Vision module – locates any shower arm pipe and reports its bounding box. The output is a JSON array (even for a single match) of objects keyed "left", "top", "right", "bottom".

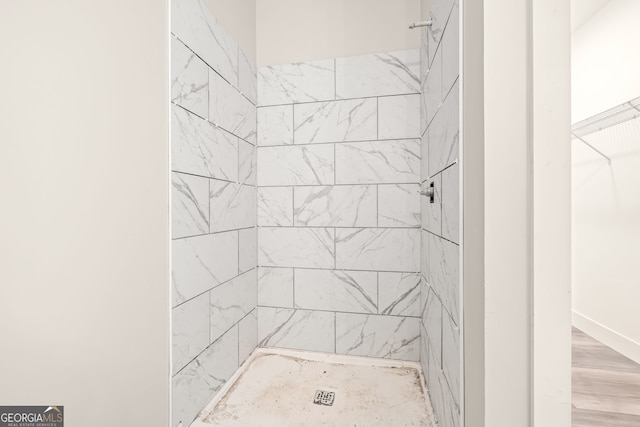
[
  {"left": 571, "top": 132, "right": 612, "bottom": 165},
  {"left": 409, "top": 20, "right": 433, "bottom": 29}
]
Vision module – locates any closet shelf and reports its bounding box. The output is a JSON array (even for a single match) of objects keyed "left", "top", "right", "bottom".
[{"left": 572, "top": 96, "right": 640, "bottom": 138}]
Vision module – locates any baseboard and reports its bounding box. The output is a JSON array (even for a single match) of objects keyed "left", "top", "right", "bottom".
[{"left": 572, "top": 311, "right": 640, "bottom": 364}]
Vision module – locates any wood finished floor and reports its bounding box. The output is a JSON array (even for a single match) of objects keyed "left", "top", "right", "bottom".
[{"left": 572, "top": 327, "right": 640, "bottom": 426}]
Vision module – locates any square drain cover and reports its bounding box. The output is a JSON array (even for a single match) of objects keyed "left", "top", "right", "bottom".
[{"left": 313, "top": 390, "right": 335, "bottom": 406}]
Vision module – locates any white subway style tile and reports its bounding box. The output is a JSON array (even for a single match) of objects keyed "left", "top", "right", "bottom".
[
  {"left": 295, "top": 269, "right": 378, "bottom": 314},
  {"left": 294, "top": 98, "right": 377, "bottom": 144},
  {"left": 335, "top": 228, "right": 420, "bottom": 272},
  {"left": 171, "top": 104, "right": 238, "bottom": 181},
  {"left": 172, "top": 172, "right": 210, "bottom": 239},
  {"left": 258, "top": 227, "right": 335, "bottom": 269},
  {"left": 335, "top": 140, "right": 420, "bottom": 184},
  {"left": 171, "top": 36, "right": 208, "bottom": 118},
  {"left": 258, "top": 307, "right": 335, "bottom": 353},
  {"left": 257, "top": 105, "right": 294, "bottom": 146},
  {"left": 257, "top": 145, "right": 334, "bottom": 186},
  {"left": 378, "top": 94, "right": 421, "bottom": 140},
  {"left": 293, "top": 185, "right": 377, "bottom": 227},
  {"left": 209, "top": 69, "right": 257, "bottom": 144},
  {"left": 172, "top": 0, "right": 239, "bottom": 86},
  {"left": 258, "top": 60, "right": 335, "bottom": 106},
  {"left": 171, "top": 231, "right": 239, "bottom": 306},
  {"left": 335, "top": 50, "right": 420, "bottom": 99},
  {"left": 336, "top": 313, "right": 420, "bottom": 361}
]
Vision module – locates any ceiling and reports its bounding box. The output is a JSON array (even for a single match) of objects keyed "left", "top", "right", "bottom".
[{"left": 571, "top": 0, "right": 612, "bottom": 32}]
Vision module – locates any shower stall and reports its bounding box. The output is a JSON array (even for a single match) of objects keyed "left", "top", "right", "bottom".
[{"left": 170, "top": 0, "right": 460, "bottom": 425}]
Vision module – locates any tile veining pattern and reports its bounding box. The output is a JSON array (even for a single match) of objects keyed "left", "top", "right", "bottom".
[
  {"left": 419, "top": 1, "right": 461, "bottom": 426},
  {"left": 256, "top": 51, "right": 422, "bottom": 362},
  {"left": 171, "top": 0, "right": 257, "bottom": 425}
]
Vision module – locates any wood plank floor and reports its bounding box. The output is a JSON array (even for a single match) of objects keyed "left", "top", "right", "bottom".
[{"left": 572, "top": 327, "right": 640, "bottom": 426}]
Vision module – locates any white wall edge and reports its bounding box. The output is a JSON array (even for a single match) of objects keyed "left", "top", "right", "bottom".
[{"left": 572, "top": 311, "right": 640, "bottom": 364}]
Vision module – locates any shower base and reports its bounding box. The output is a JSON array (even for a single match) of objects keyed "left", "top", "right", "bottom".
[{"left": 191, "top": 348, "right": 436, "bottom": 427}]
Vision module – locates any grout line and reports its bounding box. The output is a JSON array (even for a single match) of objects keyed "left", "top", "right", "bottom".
[
  {"left": 257, "top": 92, "right": 421, "bottom": 109},
  {"left": 376, "top": 97, "right": 380, "bottom": 140},
  {"left": 172, "top": 268, "right": 257, "bottom": 310},
  {"left": 257, "top": 304, "right": 421, "bottom": 320},
  {"left": 376, "top": 185, "right": 380, "bottom": 227},
  {"left": 172, "top": 308, "right": 254, "bottom": 378},
  {"left": 377, "top": 272, "right": 380, "bottom": 313},
  {"left": 253, "top": 265, "right": 420, "bottom": 275},
  {"left": 334, "top": 312, "right": 337, "bottom": 353},
  {"left": 254, "top": 225, "right": 419, "bottom": 230},
  {"left": 172, "top": 225, "right": 257, "bottom": 242},
  {"left": 292, "top": 268, "right": 296, "bottom": 308},
  {"left": 256, "top": 182, "right": 421, "bottom": 189},
  {"left": 255, "top": 136, "right": 421, "bottom": 149}
]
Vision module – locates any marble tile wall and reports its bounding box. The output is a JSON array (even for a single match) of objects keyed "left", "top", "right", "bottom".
[
  {"left": 419, "top": 1, "right": 461, "bottom": 427},
  {"left": 171, "top": 0, "right": 257, "bottom": 425},
  {"left": 256, "top": 50, "right": 422, "bottom": 363}
]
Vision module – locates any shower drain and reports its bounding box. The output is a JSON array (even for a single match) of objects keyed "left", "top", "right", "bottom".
[{"left": 313, "top": 390, "right": 335, "bottom": 406}]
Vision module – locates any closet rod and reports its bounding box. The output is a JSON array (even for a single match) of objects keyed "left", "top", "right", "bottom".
[{"left": 571, "top": 132, "right": 612, "bottom": 165}]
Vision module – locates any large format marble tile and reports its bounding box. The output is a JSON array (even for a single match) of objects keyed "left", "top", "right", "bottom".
[
  {"left": 258, "top": 60, "right": 335, "bottom": 106},
  {"left": 294, "top": 98, "right": 377, "bottom": 144},
  {"left": 209, "top": 181, "right": 255, "bottom": 232},
  {"left": 172, "top": 325, "right": 239, "bottom": 427},
  {"left": 335, "top": 228, "right": 419, "bottom": 272},
  {"left": 421, "top": 229, "right": 429, "bottom": 286},
  {"left": 422, "top": 286, "right": 442, "bottom": 367},
  {"left": 257, "top": 105, "right": 294, "bottom": 146},
  {"left": 428, "top": 80, "right": 459, "bottom": 176},
  {"left": 441, "top": 163, "right": 459, "bottom": 244},
  {"left": 294, "top": 269, "right": 377, "bottom": 314},
  {"left": 172, "top": 0, "right": 239, "bottom": 86},
  {"left": 335, "top": 313, "right": 420, "bottom": 361},
  {"left": 378, "top": 272, "right": 421, "bottom": 317},
  {"left": 441, "top": 1, "right": 459, "bottom": 95},
  {"left": 335, "top": 50, "right": 420, "bottom": 99},
  {"left": 258, "top": 227, "right": 335, "bottom": 269},
  {"left": 257, "top": 187, "right": 293, "bottom": 226},
  {"left": 293, "top": 185, "right": 377, "bottom": 227},
  {"left": 378, "top": 94, "right": 421, "bottom": 140},
  {"left": 378, "top": 184, "right": 420, "bottom": 227},
  {"left": 335, "top": 140, "right": 420, "bottom": 184},
  {"left": 428, "top": 233, "right": 459, "bottom": 324},
  {"left": 425, "top": 46, "right": 443, "bottom": 129},
  {"left": 238, "top": 139, "right": 256, "bottom": 185},
  {"left": 258, "top": 307, "right": 335, "bottom": 353},
  {"left": 257, "top": 145, "right": 334, "bottom": 186},
  {"left": 210, "top": 269, "right": 257, "bottom": 343},
  {"left": 420, "top": 28, "right": 429, "bottom": 87},
  {"left": 172, "top": 292, "right": 209, "bottom": 374},
  {"left": 421, "top": 123, "right": 429, "bottom": 178},
  {"left": 238, "top": 49, "right": 257, "bottom": 105},
  {"left": 442, "top": 311, "right": 460, "bottom": 407},
  {"left": 172, "top": 172, "right": 209, "bottom": 239},
  {"left": 428, "top": 347, "right": 461, "bottom": 427},
  {"left": 238, "top": 309, "right": 258, "bottom": 364},
  {"left": 171, "top": 104, "right": 238, "bottom": 181},
  {"left": 172, "top": 231, "right": 239, "bottom": 306},
  {"left": 257, "top": 267, "right": 294, "bottom": 308},
  {"left": 427, "top": 347, "right": 445, "bottom": 427},
  {"left": 171, "top": 36, "right": 208, "bottom": 118},
  {"left": 239, "top": 228, "right": 256, "bottom": 274},
  {"left": 426, "top": 0, "right": 455, "bottom": 67},
  {"left": 421, "top": 174, "right": 442, "bottom": 236},
  {"left": 209, "top": 69, "right": 256, "bottom": 144}
]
